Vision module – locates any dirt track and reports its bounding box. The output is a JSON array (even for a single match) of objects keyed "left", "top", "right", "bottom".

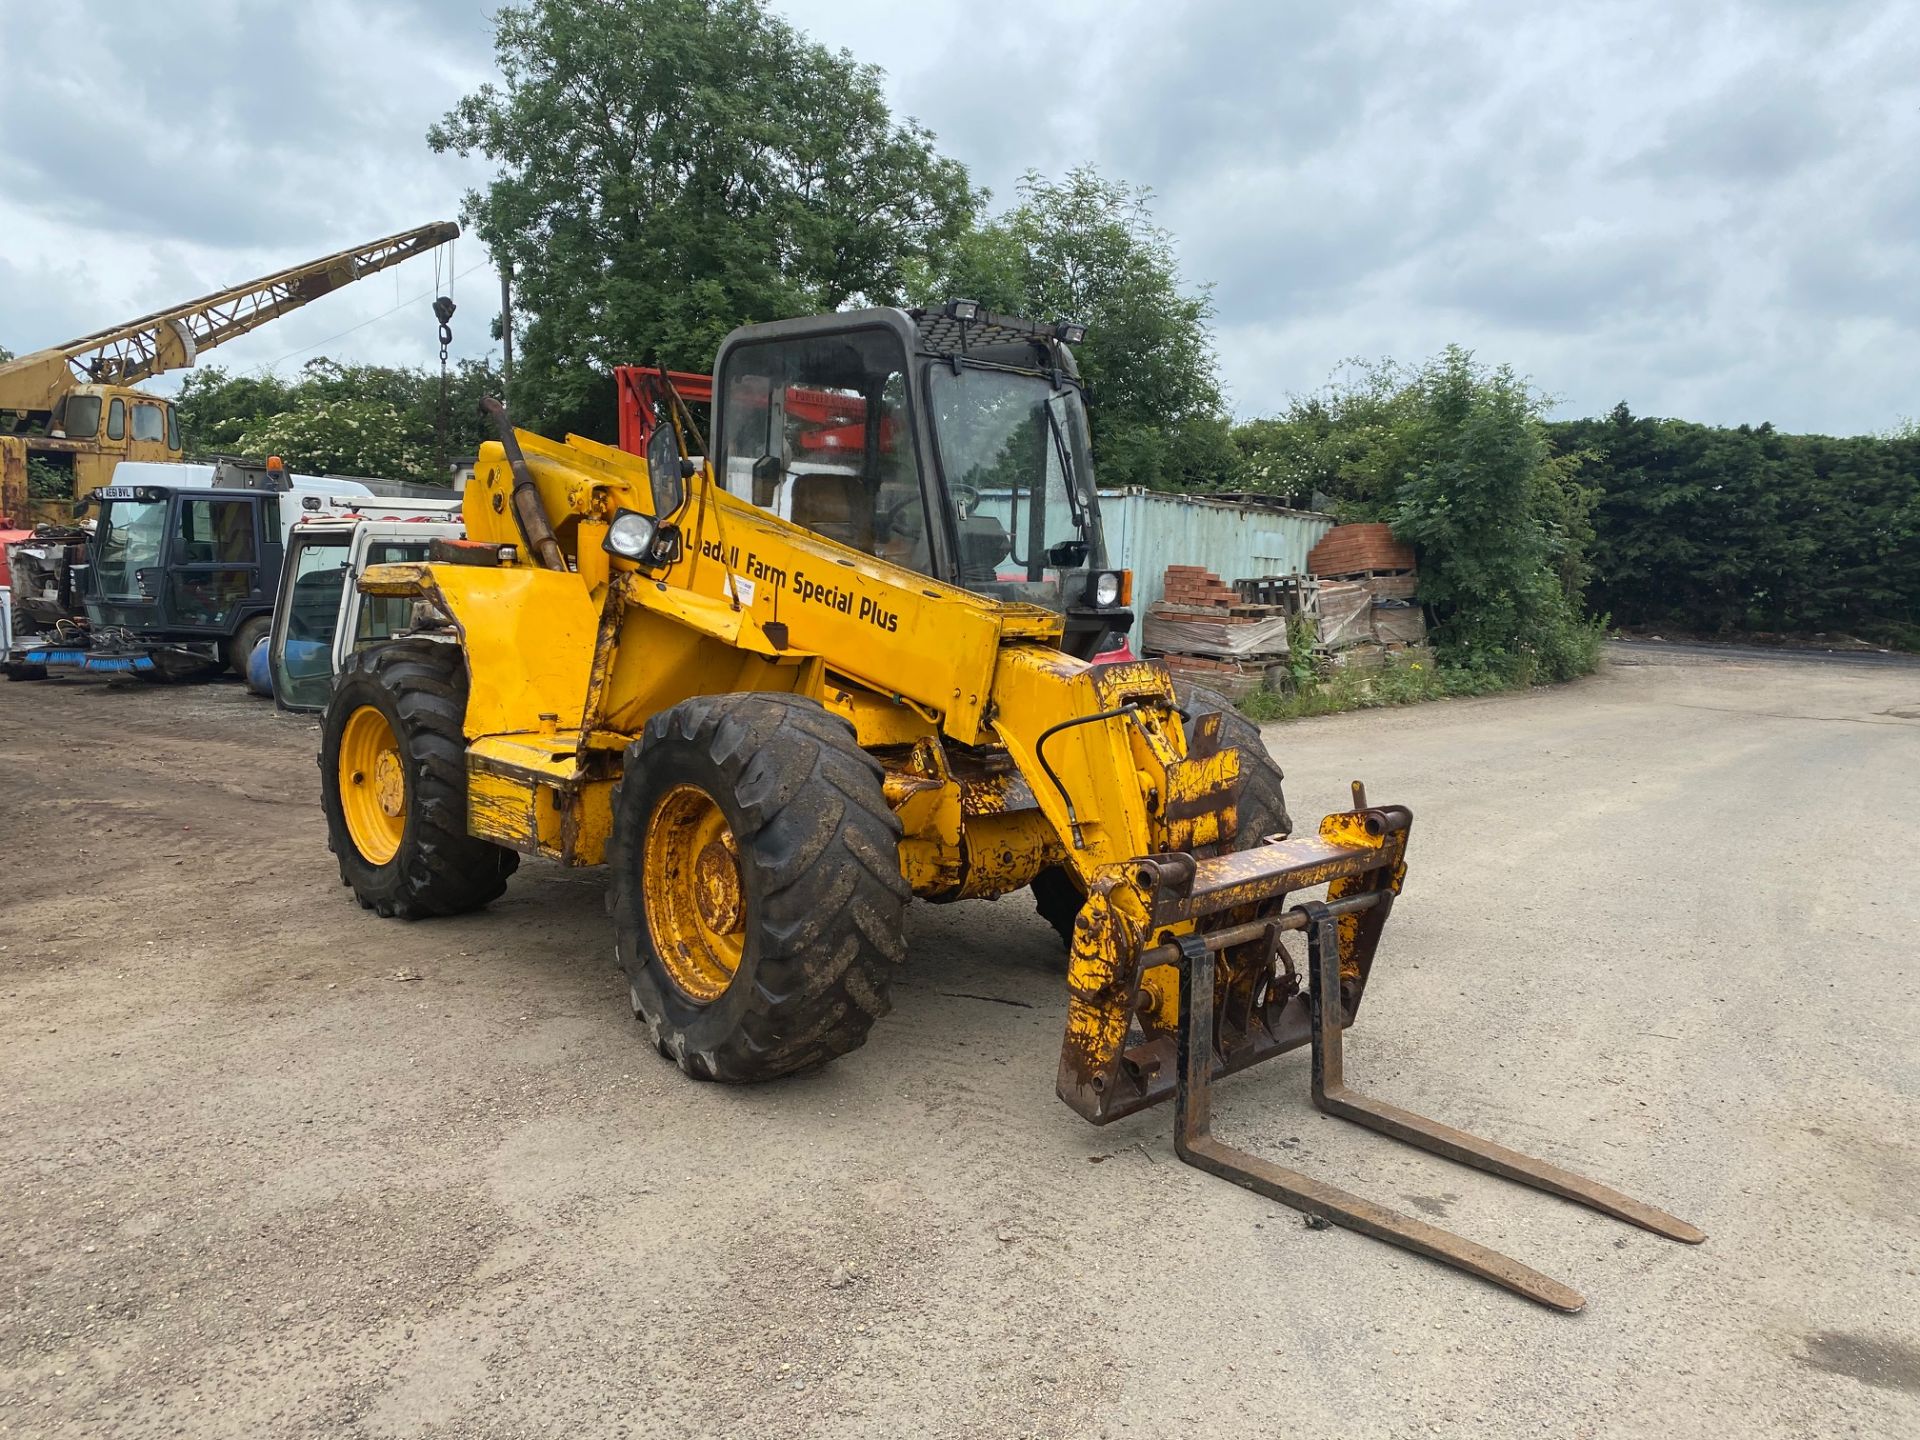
[{"left": 2, "top": 646, "right": 1917, "bottom": 1438}]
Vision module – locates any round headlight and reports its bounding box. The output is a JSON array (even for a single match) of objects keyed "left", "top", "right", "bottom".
[
  {"left": 605, "top": 510, "right": 659, "bottom": 560},
  {"left": 1092, "top": 571, "right": 1122, "bottom": 608}
]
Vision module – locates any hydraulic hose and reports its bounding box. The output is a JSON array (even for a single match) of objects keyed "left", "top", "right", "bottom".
[
  {"left": 1034, "top": 698, "right": 1154, "bottom": 849},
  {"left": 478, "top": 395, "right": 567, "bottom": 572}
]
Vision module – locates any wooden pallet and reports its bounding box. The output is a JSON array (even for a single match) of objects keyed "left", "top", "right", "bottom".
[
  {"left": 1317, "top": 568, "right": 1414, "bottom": 583},
  {"left": 1232, "top": 574, "right": 1320, "bottom": 621}
]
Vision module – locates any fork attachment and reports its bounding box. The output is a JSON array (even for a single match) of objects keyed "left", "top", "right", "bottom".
[{"left": 1172, "top": 899, "right": 1705, "bottom": 1312}]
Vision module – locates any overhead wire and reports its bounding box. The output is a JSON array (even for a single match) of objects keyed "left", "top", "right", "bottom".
[{"left": 262, "top": 258, "right": 489, "bottom": 370}]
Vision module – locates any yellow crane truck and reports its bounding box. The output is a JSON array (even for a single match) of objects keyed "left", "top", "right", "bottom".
[
  {"left": 0, "top": 223, "right": 457, "bottom": 526},
  {"left": 321, "top": 305, "right": 1701, "bottom": 1309}
]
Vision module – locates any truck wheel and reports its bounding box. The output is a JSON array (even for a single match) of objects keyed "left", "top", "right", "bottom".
[
  {"left": 608, "top": 691, "right": 909, "bottom": 1082},
  {"left": 320, "top": 638, "right": 518, "bottom": 919},
  {"left": 1031, "top": 681, "right": 1294, "bottom": 949},
  {"left": 3, "top": 662, "right": 49, "bottom": 681},
  {"left": 224, "top": 615, "right": 272, "bottom": 678}
]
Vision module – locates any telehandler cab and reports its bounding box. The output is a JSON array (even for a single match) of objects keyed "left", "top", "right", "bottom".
[{"left": 321, "top": 305, "right": 1701, "bottom": 1309}]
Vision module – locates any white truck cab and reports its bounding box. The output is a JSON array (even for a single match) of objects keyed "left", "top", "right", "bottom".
[{"left": 268, "top": 511, "right": 464, "bottom": 711}]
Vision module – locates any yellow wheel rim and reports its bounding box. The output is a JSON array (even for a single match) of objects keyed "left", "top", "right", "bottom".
[
  {"left": 338, "top": 705, "right": 407, "bottom": 865},
  {"left": 643, "top": 783, "right": 746, "bottom": 1003}
]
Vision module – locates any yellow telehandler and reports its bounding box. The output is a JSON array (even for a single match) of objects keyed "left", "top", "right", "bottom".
[{"left": 320, "top": 305, "right": 1701, "bottom": 1309}]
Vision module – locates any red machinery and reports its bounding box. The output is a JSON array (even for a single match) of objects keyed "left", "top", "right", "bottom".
[
  {"left": 613, "top": 368, "right": 714, "bottom": 453},
  {"left": 614, "top": 367, "right": 889, "bottom": 457}
]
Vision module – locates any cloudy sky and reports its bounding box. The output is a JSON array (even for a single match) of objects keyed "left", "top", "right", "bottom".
[{"left": 2, "top": 0, "right": 1915, "bottom": 434}]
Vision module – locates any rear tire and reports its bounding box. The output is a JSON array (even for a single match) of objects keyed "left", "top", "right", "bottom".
[
  {"left": 608, "top": 691, "right": 909, "bottom": 1082},
  {"left": 319, "top": 638, "right": 518, "bottom": 919},
  {"left": 3, "top": 661, "right": 48, "bottom": 681},
  {"left": 1031, "top": 680, "right": 1293, "bottom": 949},
  {"left": 224, "top": 615, "right": 272, "bottom": 678}
]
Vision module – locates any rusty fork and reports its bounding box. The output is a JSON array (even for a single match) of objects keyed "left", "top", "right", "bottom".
[{"left": 1171, "top": 902, "right": 1705, "bottom": 1312}]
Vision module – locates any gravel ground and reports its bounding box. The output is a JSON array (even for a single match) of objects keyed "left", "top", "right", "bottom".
[{"left": 1, "top": 643, "right": 1916, "bottom": 1438}]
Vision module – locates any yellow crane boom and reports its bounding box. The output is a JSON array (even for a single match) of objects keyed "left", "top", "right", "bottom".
[
  {"left": 0, "top": 220, "right": 459, "bottom": 523},
  {"left": 0, "top": 220, "right": 460, "bottom": 413}
]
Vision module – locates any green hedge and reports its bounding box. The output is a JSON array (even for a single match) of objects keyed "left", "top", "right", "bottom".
[{"left": 1551, "top": 406, "right": 1920, "bottom": 646}]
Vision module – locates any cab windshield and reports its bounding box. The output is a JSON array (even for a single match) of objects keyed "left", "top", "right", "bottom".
[
  {"left": 924, "top": 364, "right": 1099, "bottom": 606},
  {"left": 93, "top": 499, "right": 168, "bottom": 598}
]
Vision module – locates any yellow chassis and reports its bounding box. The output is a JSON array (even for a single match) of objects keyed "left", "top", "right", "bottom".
[{"left": 361, "top": 429, "right": 1406, "bottom": 1122}]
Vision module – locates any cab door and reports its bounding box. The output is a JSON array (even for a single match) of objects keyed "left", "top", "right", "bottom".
[
  {"left": 270, "top": 524, "right": 459, "bottom": 711},
  {"left": 127, "top": 398, "right": 175, "bottom": 463},
  {"left": 269, "top": 528, "right": 352, "bottom": 711},
  {"left": 162, "top": 494, "right": 267, "bottom": 634}
]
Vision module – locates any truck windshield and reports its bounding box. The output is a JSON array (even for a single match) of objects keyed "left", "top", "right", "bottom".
[
  {"left": 93, "top": 499, "right": 168, "bottom": 599},
  {"left": 924, "top": 364, "right": 1099, "bottom": 607},
  {"left": 59, "top": 394, "right": 102, "bottom": 439}
]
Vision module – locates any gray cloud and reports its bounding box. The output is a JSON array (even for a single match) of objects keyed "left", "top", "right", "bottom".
[
  {"left": 790, "top": 0, "right": 1920, "bottom": 433},
  {"left": 0, "top": 0, "right": 498, "bottom": 384},
  {"left": 2, "top": 0, "right": 1916, "bottom": 435}
]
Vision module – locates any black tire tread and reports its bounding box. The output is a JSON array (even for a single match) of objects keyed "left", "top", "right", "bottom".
[
  {"left": 608, "top": 691, "right": 909, "bottom": 1083},
  {"left": 320, "top": 639, "right": 518, "bottom": 920},
  {"left": 225, "top": 614, "right": 272, "bottom": 678}
]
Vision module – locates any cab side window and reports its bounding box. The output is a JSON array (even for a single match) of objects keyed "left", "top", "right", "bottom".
[
  {"left": 169, "top": 499, "right": 258, "bottom": 626},
  {"left": 132, "top": 403, "right": 165, "bottom": 442},
  {"left": 106, "top": 398, "right": 126, "bottom": 440},
  {"left": 717, "top": 330, "right": 931, "bottom": 575},
  {"left": 178, "top": 499, "right": 257, "bottom": 564},
  {"left": 354, "top": 542, "right": 435, "bottom": 647}
]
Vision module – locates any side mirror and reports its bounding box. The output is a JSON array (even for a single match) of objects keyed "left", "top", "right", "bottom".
[{"left": 647, "top": 424, "right": 686, "bottom": 521}]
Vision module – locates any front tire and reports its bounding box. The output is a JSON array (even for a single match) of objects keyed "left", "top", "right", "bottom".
[
  {"left": 608, "top": 692, "right": 909, "bottom": 1082},
  {"left": 1031, "top": 681, "right": 1294, "bottom": 949},
  {"left": 320, "top": 639, "right": 518, "bottom": 919}
]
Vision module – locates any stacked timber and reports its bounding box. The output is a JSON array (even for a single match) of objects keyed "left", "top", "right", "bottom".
[
  {"left": 1143, "top": 565, "right": 1290, "bottom": 700},
  {"left": 1305, "top": 523, "right": 1428, "bottom": 667}
]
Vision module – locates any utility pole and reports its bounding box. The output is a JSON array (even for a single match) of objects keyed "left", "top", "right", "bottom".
[{"left": 499, "top": 258, "right": 514, "bottom": 407}]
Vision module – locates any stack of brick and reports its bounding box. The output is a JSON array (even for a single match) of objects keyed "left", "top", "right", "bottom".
[
  {"left": 1160, "top": 564, "right": 1243, "bottom": 608},
  {"left": 1143, "top": 565, "right": 1290, "bottom": 701},
  {"left": 1304, "top": 523, "right": 1415, "bottom": 578},
  {"left": 1305, "top": 523, "right": 1428, "bottom": 662}
]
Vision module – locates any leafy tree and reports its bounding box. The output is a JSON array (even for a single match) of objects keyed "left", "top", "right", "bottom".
[
  {"left": 175, "top": 357, "right": 502, "bottom": 483},
  {"left": 929, "top": 167, "right": 1237, "bottom": 492},
  {"left": 430, "top": 0, "right": 979, "bottom": 438},
  {"left": 175, "top": 368, "right": 296, "bottom": 451},
  {"left": 1386, "top": 348, "right": 1600, "bottom": 681},
  {"left": 1232, "top": 359, "right": 1417, "bottom": 508},
  {"left": 237, "top": 400, "right": 435, "bottom": 482}
]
